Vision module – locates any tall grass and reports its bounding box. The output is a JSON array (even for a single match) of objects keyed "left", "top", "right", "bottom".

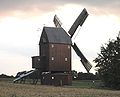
[{"left": 0, "top": 80, "right": 120, "bottom": 97}]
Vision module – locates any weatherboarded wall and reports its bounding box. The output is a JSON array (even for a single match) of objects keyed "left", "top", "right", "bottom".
[
  {"left": 41, "top": 73, "right": 72, "bottom": 86},
  {"left": 48, "top": 44, "right": 71, "bottom": 71}
]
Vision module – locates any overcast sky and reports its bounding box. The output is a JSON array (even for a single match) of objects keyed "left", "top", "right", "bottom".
[{"left": 0, "top": 0, "right": 120, "bottom": 75}]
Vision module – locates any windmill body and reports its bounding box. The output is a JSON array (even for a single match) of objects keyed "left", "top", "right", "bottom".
[
  {"left": 32, "top": 27, "right": 72, "bottom": 85},
  {"left": 39, "top": 27, "right": 72, "bottom": 72}
]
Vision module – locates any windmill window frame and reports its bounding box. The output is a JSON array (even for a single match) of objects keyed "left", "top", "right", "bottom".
[
  {"left": 68, "top": 45, "right": 70, "bottom": 49},
  {"left": 51, "top": 44, "right": 54, "bottom": 48},
  {"left": 51, "top": 57, "right": 54, "bottom": 60},
  {"left": 52, "top": 76, "right": 54, "bottom": 79},
  {"left": 65, "top": 57, "right": 68, "bottom": 61},
  {"left": 38, "top": 58, "right": 40, "bottom": 61}
]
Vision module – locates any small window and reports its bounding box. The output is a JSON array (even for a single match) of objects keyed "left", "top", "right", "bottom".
[
  {"left": 68, "top": 45, "right": 70, "bottom": 49},
  {"left": 65, "top": 58, "right": 68, "bottom": 61},
  {"left": 52, "top": 77, "right": 54, "bottom": 79},
  {"left": 51, "top": 44, "right": 54, "bottom": 48},
  {"left": 38, "top": 58, "right": 40, "bottom": 61},
  {"left": 51, "top": 57, "right": 54, "bottom": 60}
]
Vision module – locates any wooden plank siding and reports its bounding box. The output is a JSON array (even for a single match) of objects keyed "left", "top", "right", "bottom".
[
  {"left": 41, "top": 73, "right": 72, "bottom": 86},
  {"left": 49, "top": 43, "right": 71, "bottom": 71}
]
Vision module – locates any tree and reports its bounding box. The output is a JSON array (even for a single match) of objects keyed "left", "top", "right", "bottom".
[
  {"left": 0, "top": 74, "right": 14, "bottom": 78},
  {"left": 77, "top": 72, "right": 98, "bottom": 80},
  {"left": 94, "top": 34, "right": 120, "bottom": 89}
]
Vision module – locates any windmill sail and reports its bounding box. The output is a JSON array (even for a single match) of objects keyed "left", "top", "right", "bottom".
[
  {"left": 72, "top": 43, "right": 92, "bottom": 73},
  {"left": 68, "top": 8, "right": 88, "bottom": 38},
  {"left": 53, "top": 15, "right": 62, "bottom": 28}
]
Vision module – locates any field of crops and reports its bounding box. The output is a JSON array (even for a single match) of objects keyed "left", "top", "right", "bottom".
[{"left": 0, "top": 79, "right": 120, "bottom": 97}]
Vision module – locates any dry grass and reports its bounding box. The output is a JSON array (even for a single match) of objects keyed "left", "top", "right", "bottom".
[{"left": 0, "top": 80, "right": 120, "bottom": 97}]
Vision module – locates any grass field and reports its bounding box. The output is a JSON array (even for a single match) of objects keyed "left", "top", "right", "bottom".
[
  {"left": 0, "top": 79, "right": 120, "bottom": 97},
  {"left": 71, "top": 80, "right": 102, "bottom": 88}
]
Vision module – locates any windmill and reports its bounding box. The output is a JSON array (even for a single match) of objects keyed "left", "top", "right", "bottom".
[
  {"left": 53, "top": 8, "right": 92, "bottom": 73},
  {"left": 13, "top": 8, "right": 92, "bottom": 86}
]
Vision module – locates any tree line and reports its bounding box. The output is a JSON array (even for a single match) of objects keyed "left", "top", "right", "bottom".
[
  {"left": 0, "top": 74, "right": 14, "bottom": 78},
  {"left": 71, "top": 70, "right": 100, "bottom": 80}
]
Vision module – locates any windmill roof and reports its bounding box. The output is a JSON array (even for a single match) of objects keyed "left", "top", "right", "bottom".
[{"left": 41, "top": 27, "right": 72, "bottom": 44}]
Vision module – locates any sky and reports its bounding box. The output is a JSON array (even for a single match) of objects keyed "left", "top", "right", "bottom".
[{"left": 0, "top": 0, "right": 120, "bottom": 76}]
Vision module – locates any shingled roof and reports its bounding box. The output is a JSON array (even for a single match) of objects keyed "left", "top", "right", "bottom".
[{"left": 40, "top": 27, "right": 72, "bottom": 44}]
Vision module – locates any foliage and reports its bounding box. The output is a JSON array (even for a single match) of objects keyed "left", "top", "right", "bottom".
[
  {"left": 71, "top": 70, "right": 99, "bottom": 80},
  {"left": 94, "top": 34, "right": 120, "bottom": 89},
  {"left": 76, "top": 72, "right": 100, "bottom": 80},
  {"left": 0, "top": 74, "right": 14, "bottom": 78}
]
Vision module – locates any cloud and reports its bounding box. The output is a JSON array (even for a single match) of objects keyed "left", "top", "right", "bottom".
[
  {"left": 0, "top": 0, "right": 120, "bottom": 18},
  {"left": 0, "top": 0, "right": 57, "bottom": 18},
  {"left": 83, "top": 0, "right": 120, "bottom": 16}
]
